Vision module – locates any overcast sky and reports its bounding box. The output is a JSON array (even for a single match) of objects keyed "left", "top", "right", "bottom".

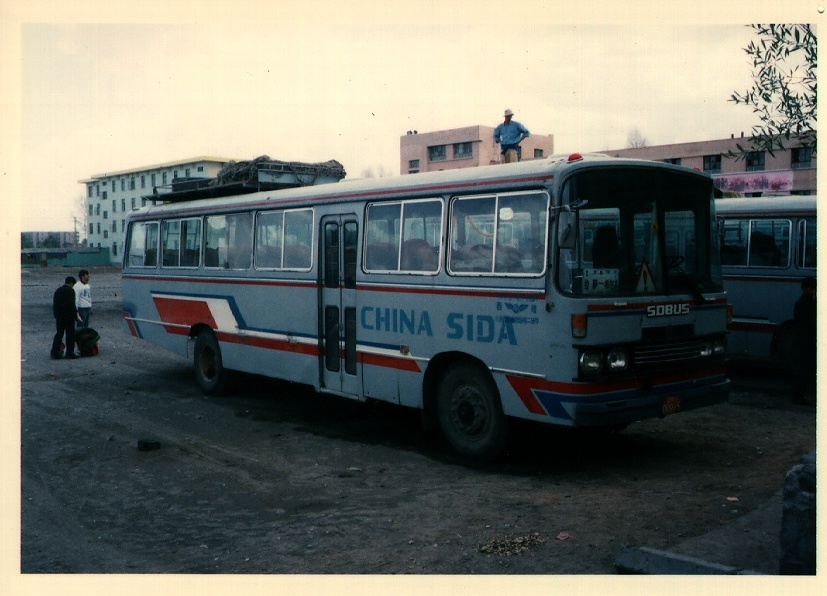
[{"left": 3, "top": 1, "right": 817, "bottom": 232}]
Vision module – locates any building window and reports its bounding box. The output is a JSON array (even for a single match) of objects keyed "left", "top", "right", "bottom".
[
  {"left": 103, "top": 211, "right": 108, "bottom": 220},
  {"left": 663, "top": 157, "right": 681, "bottom": 165},
  {"left": 792, "top": 147, "right": 813, "bottom": 169},
  {"left": 95, "top": 204, "right": 100, "bottom": 216},
  {"left": 130, "top": 177, "right": 135, "bottom": 190},
  {"left": 102, "top": 191, "right": 107, "bottom": 200},
  {"left": 131, "top": 197, "right": 136, "bottom": 209},
  {"left": 88, "top": 205, "right": 93, "bottom": 216},
  {"left": 746, "top": 151, "right": 765, "bottom": 172},
  {"left": 112, "top": 200, "right": 116, "bottom": 213},
  {"left": 121, "top": 199, "right": 126, "bottom": 212},
  {"left": 151, "top": 173, "right": 156, "bottom": 187},
  {"left": 428, "top": 145, "right": 447, "bottom": 162},
  {"left": 185, "top": 168, "right": 191, "bottom": 177},
  {"left": 197, "top": 166, "right": 204, "bottom": 172},
  {"left": 103, "top": 230, "right": 108, "bottom": 239},
  {"left": 162, "top": 172, "right": 168, "bottom": 185},
  {"left": 703, "top": 154, "right": 722, "bottom": 174},
  {"left": 453, "top": 142, "right": 473, "bottom": 159},
  {"left": 409, "top": 159, "right": 420, "bottom": 169},
  {"left": 141, "top": 175, "right": 146, "bottom": 189},
  {"left": 534, "top": 149, "right": 544, "bottom": 159},
  {"left": 121, "top": 179, "right": 125, "bottom": 191},
  {"left": 96, "top": 185, "right": 100, "bottom": 197},
  {"left": 87, "top": 186, "right": 93, "bottom": 198}
]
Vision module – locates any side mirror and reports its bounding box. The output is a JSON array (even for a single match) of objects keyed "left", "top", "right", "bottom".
[{"left": 557, "top": 211, "right": 577, "bottom": 249}]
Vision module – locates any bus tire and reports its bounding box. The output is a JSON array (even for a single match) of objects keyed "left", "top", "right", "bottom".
[
  {"left": 437, "top": 363, "right": 507, "bottom": 461},
  {"left": 193, "top": 330, "right": 227, "bottom": 395}
]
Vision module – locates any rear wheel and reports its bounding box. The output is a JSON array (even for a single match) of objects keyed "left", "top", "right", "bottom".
[
  {"left": 193, "top": 330, "right": 227, "bottom": 395},
  {"left": 437, "top": 363, "right": 507, "bottom": 460}
]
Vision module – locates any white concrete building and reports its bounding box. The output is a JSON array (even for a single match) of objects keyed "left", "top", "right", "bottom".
[{"left": 79, "top": 157, "right": 236, "bottom": 263}]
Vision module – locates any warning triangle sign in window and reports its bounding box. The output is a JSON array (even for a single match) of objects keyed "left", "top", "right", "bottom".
[{"left": 636, "top": 259, "right": 657, "bottom": 293}]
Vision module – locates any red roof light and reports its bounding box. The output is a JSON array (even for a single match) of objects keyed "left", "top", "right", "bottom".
[{"left": 567, "top": 153, "right": 583, "bottom": 162}]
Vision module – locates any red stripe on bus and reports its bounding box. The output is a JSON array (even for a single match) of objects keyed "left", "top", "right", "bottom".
[
  {"left": 122, "top": 313, "right": 139, "bottom": 337},
  {"left": 215, "top": 331, "right": 320, "bottom": 356},
  {"left": 507, "top": 367, "right": 727, "bottom": 400},
  {"left": 359, "top": 352, "right": 421, "bottom": 373},
  {"left": 505, "top": 376, "right": 549, "bottom": 415},
  {"left": 125, "top": 274, "right": 316, "bottom": 289},
  {"left": 153, "top": 296, "right": 217, "bottom": 330},
  {"left": 359, "top": 284, "right": 545, "bottom": 300}
]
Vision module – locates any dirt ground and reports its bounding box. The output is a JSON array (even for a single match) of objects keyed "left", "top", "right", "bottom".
[{"left": 17, "top": 267, "right": 816, "bottom": 575}]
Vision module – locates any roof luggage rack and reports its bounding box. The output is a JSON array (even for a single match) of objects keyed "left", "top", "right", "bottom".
[{"left": 145, "top": 156, "right": 346, "bottom": 202}]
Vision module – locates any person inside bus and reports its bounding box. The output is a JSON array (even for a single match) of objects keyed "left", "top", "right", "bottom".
[
  {"left": 493, "top": 109, "right": 530, "bottom": 164},
  {"left": 791, "top": 276, "right": 817, "bottom": 405},
  {"left": 592, "top": 225, "right": 620, "bottom": 269}
]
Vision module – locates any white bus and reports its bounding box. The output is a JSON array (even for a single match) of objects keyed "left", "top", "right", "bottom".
[
  {"left": 122, "top": 154, "right": 730, "bottom": 459},
  {"left": 716, "top": 196, "right": 817, "bottom": 369}
]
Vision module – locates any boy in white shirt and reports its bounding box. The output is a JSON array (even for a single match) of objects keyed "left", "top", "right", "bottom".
[{"left": 75, "top": 269, "right": 93, "bottom": 329}]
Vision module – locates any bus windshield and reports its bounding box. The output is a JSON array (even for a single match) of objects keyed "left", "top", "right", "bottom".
[{"left": 557, "top": 168, "right": 723, "bottom": 297}]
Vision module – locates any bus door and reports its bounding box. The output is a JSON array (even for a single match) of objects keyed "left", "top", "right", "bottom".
[{"left": 319, "top": 215, "right": 361, "bottom": 397}]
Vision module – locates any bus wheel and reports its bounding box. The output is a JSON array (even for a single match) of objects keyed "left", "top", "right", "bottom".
[
  {"left": 437, "top": 363, "right": 507, "bottom": 460},
  {"left": 194, "top": 330, "right": 227, "bottom": 395}
]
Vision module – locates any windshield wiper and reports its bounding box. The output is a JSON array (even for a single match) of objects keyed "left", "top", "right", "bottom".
[{"left": 669, "top": 272, "right": 708, "bottom": 303}]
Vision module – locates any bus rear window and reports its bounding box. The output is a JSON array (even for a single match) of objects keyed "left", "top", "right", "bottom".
[{"left": 126, "top": 221, "right": 159, "bottom": 267}]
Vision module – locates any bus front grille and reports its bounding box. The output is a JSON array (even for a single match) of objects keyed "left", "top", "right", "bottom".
[{"left": 634, "top": 339, "right": 702, "bottom": 366}]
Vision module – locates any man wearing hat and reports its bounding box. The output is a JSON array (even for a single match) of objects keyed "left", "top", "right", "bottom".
[{"left": 494, "top": 109, "right": 530, "bottom": 164}]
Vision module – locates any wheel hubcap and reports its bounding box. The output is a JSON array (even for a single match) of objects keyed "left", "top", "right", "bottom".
[{"left": 450, "top": 385, "right": 488, "bottom": 437}]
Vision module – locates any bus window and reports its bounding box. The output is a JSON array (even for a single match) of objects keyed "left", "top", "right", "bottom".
[
  {"left": 450, "top": 191, "right": 547, "bottom": 275},
  {"left": 255, "top": 211, "right": 284, "bottom": 268},
  {"left": 400, "top": 200, "right": 441, "bottom": 273},
  {"left": 205, "top": 213, "right": 253, "bottom": 270},
  {"left": 161, "top": 220, "right": 180, "bottom": 267},
  {"left": 797, "top": 218, "right": 817, "bottom": 269},
  {"left": 364, "top": 203, "right": 401, "bottom": 271},
  {"left": 749, "top": 220, "right": 790, "bottom": 267},
  {"left": 161, "top": 218, "right": 201, "bottom": 268},
  {"left": 365, "top": 199, "right": 442, "bottom": 273},
  {"left": 255, "top": 208, "right": 313, "bottom": 270},
  {"left": 126, "top": 221, "right": 158, "bottom": 267},
  {"left": 721, "top": 220, "right": 749, "bottom": 266},
  {"left": 283, "top": 209, "right": 313, "bottom": 269}
]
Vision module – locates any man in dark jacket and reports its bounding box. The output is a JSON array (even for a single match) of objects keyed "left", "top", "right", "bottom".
[
  {"left": 791, "top": 277, "right": 817, "bottom": 404},
  {"left": 51, "top": 276, "right": 80, "bottom": 359}
]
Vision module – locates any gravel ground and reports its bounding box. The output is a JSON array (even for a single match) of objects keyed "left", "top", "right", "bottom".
[{"left": 14, "top": 267, "right": 818, "bottom": 587}]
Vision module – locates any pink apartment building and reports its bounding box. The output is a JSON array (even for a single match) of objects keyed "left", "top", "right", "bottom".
[{"left": 400, "top": 126, "right": 555, "bottom": 174}]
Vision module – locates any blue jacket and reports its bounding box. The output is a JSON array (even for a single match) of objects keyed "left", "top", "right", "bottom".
[{"left": 494, "top": 120, "right": 530, "bottom": 149}]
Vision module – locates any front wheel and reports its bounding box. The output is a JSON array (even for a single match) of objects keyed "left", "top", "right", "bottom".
[
  {"left": 437, "top": 363, "right": 507, "bottom": 460},
  {"left": 193, "top": 330, "right": 228, "bottom": 395}
]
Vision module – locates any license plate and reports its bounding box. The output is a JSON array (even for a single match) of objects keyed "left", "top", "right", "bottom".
[{"left": 661, "top": 395, "right": 682, "bottom": 416}]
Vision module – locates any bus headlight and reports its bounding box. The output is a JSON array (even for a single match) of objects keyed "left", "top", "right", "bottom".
[
  {"left": 606, "top": 348, "right": 629, "bottom": 371},
  {"left": 579, "top": 351, "right": 603, "bottom": 374},
  {"left": 700, "top": 342, "right": 713, "bottom": 357},
  {"left": 713, "top": 338, "right": 726, "bottom": 356}
]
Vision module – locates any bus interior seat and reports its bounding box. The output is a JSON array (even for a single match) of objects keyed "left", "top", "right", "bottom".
[
  {"left": 401, "top": 239, "right": 438, "bottom": 271},
  {"left": 495, "top": 245, "right": 523, "bottom": 272},
  {"left": 366, "top": 242, "right": 398, "bottom": 271},
  {"left": 283, "top": 244, "right": 311, "bottom": 269}
]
